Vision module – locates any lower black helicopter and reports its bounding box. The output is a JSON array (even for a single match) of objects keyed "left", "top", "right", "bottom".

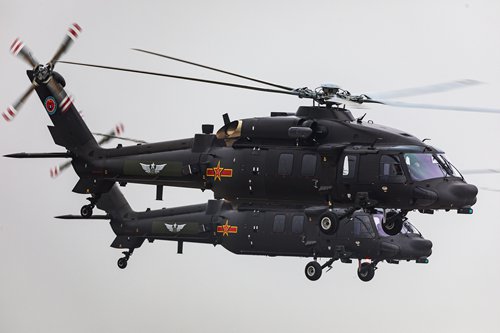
[
  {"left": 57, "top": 184, "right": 432, "bottom": 282},
  {"left": 4, "top": 24, "right": 498, "bottom": 280}
]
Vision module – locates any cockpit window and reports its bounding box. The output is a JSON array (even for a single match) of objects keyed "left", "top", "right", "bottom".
[
  {"left": 404, "top": 153, "right": 461, "bottom": 181},
  {"left": 380, "top": 155, "right": 406, "bottom": 183}
]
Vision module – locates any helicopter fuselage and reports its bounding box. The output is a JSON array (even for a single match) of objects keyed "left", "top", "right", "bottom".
[{"left": 73, "top": 106, "right": 477, "bottom": 212}]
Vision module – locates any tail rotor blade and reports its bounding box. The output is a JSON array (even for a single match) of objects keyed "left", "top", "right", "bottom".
[
  {"left": 3, "top": 85, "right": 35, "bottom": 122},
  {"left": 10, "top": 38, "right": 39, "bottom": 68},
  {"left": 50, "top": 23, "right": 82, "bottom": 65}
]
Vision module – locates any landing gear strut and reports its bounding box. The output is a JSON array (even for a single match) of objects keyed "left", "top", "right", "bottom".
[{"left": 117, "top": 249, "right": 134, "bottom": 269}]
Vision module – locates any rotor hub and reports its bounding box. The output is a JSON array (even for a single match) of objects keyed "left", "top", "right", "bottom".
[{"left": 34, "top": 64, "right": 53, "bottom": 84}]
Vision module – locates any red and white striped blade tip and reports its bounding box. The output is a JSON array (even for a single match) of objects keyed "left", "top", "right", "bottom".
[
  {"left": 2, "top": 105, "right": 18, "bottom": 122},
  {"left": 67, "top": 23, "right": 82, "bottom": 40},
  {"left": 10, "top": 38, "right": 25, "bottom": 56},
  {"left": 50, "top": 166, "right": 60, "bottom": 178},
  {"left": 114, "top": 123, "right": 125, "bottom": 136}
]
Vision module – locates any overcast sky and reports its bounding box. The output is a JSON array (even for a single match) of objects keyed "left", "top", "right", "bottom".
[{"left": 1, "top": 1, "right": 500, "bottom": 332}]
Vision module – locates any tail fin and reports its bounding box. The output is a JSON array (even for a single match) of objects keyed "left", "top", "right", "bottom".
[
  {"left": 94, "top": 184, "right": 133, "bottom": 219},
  {"left": 29, "top": 70, "right": 98, "bottom": 153}
]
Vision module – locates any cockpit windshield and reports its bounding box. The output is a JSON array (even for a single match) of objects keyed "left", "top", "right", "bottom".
[
  {"left": 373, "top": 214, "right": 422, "bottom": 237},
  {"left": 404, "top": 153, "right": 462, "bottom": 181},
  {"left": 401, "top": 221, "right": 421, "bottom": 236}
]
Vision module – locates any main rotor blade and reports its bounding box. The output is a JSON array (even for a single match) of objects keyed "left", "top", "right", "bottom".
[
  {"left": 3, "top": 84, "right": 35, "bottom": 122},
  {"left": 367, "top": 79, "right": 483, "bottom": 100},
  {"left": 461, "top": 169, "right": 500, "bottom": 175},
  {"left": 362, "top": 99, "right": 500, "bottom": 114},
  {"left": 93, "top": 132, "right": 147, "bottom": 144},
  {"left": 10, "top": 38, "right": 39, "bottom": 68},
  {"left": 132, "top": 48, "right": 295, "bottom": 91},
  {"left": 50, "top": 23, "right": 82, "bottom": 66},
  {"left": 58, "top": 61, "right": 301, "bottom": 97}
]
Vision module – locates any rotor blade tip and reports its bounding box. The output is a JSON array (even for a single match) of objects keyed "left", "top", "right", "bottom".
[{"left": 10, "top": 38, "right": 24, "bottom": 55}]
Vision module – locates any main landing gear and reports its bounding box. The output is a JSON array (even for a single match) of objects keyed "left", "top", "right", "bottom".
[
  {"left": 117, "top": 249, "right": 134, "bottom": 269},
  {"left": 305, "top": 258, "right": 336, "bottom": 281},
  {"left": 80, "top": 195, "right": 101, "bottom": 218},
  {"left": 382, "top": 210, "right": 407, "bottom": 236},
  {"left": 357, "top": 261, "right": 377, "bottom": 282},
  {"left": 304, "top": 259, "right": 378, "bottom": 282}
]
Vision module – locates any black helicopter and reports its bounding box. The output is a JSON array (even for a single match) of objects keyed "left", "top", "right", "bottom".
[
  {"left": 3, "top": 25, "right": 497, "bottom": 277},
  {"left": 56, "top": 183, "right": 432, "bottom": 282}
]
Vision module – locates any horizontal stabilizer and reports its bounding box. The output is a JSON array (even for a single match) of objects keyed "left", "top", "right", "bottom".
[
  {"left": 4, "top": 152, "right": 71, "bottom": 158},
  {"left": 55, "top": 214, "right": 110, "bottom": 220}
]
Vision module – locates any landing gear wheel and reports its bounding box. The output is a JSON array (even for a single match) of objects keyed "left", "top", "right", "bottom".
[
  {"left": 357, "top": 262, "right": 375, "bottom": 282},
  {"left": 305, "top": 261, "right": 322, "bottom": 281},
  {"left": 117, "top": 257, "right": 128, "bottom": 269},
  {"left": 382, "top": 211, "right": 403, "bottom": 236},
  {"left": 318, "top": 212, "right": 339, "bottom": 235},
  {"left": 80, "top": 204, "right": 94, "bottom": 218}
]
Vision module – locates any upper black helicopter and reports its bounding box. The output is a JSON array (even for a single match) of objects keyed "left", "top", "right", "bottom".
[{"left": 5, "top": 24, "right": 499, "bottom": 239}]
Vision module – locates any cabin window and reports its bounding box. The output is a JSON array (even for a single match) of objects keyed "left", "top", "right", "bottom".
[
  {"left": 273, "top": 214, "right": 286, "bottom": 233},
  {"left": 291, "top": 215, "right": 305, "bottom": 234},
  {"left": 342, "top": 155, "right": 357, "bottom": 178},
  {"left": 353, "top": 215, "right": 375, "bottom": 238},
  {"left": 380, "top": 155, "right": 406, "bottom": 183},
  {"left": 301, "top": 154, "right": 317, "bottom": 177},
  {"left": 278, "top": 153, "right": 294, "bottom": 176}
]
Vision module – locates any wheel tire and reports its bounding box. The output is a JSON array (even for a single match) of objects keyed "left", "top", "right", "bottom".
[
  {"left": 305, "top": 261, "right": 322, "bottom": 281},
  {"left": 318, "top": 212, "right": 339, "bottom": 235},
  {"left": 80, "top": 204, "right": 93, "bottom": 218},
  {"left": 117, "top": 257, "right": 128, "bottom": 269},
  {"left": 382, "top": 218, "right": 403, "bottom": 236},
  {"left": 357, "top": 262, "right": 375, "bottom": 282}
]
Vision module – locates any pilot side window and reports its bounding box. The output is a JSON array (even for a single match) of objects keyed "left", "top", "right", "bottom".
[
  {"left": 278, "top": 153, "right": 294, "bottom": 176},
  {"left": 273, "top": 215, "right": 286, "bottom": 233},
  {"left": 342, "top": 155, "right": 357, "bottom": 178},
  {"left": 353, "top": 215, "right": 376, "bottom": 238},
  {"left": 380, "top": 155, "right": 406, "bottom": 183},
  {"left": 301, "top": 154, "right": 317, "bottom": 177},
  {"left": 291, "top": 215, "right": 305, "bottom": 234}
]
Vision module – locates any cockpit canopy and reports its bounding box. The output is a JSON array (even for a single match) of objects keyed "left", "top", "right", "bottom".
[{"left": 403, "top": 153, "right": 462, "bottom": 181}]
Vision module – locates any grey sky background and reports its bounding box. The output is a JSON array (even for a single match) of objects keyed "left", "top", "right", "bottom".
[{"left": 1, "top": 0, "right": 500, "bottom": 332}]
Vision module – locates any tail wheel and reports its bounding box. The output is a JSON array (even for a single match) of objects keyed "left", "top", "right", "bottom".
[
  {"left": 305, "top": 261, "right": 322, "bottom": 281},
  {"left": 80, "top": 204, "right": 93, "bottom": 218},
  {"left": 357, "top": 262, "right": 375, "bottom": 282},
  {"left": 318, "top": 212, "right": 339, "bottom": 235},
  {"left": 117, "top": 257, "right": 128, "bottom": 269}
]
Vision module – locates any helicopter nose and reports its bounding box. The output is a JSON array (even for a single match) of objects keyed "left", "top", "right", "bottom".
[
  {"left": 410, "top": 238, "right": 433, "bottom": 257},
  {"left": 380, "top": 241, "right": 400, "bottom": 258},
  {"left": 399, "top": 237, "right": 433, "bottom": 259},
  {"left": 434, "top": 181, "right": 478, "bottom": 209}
]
